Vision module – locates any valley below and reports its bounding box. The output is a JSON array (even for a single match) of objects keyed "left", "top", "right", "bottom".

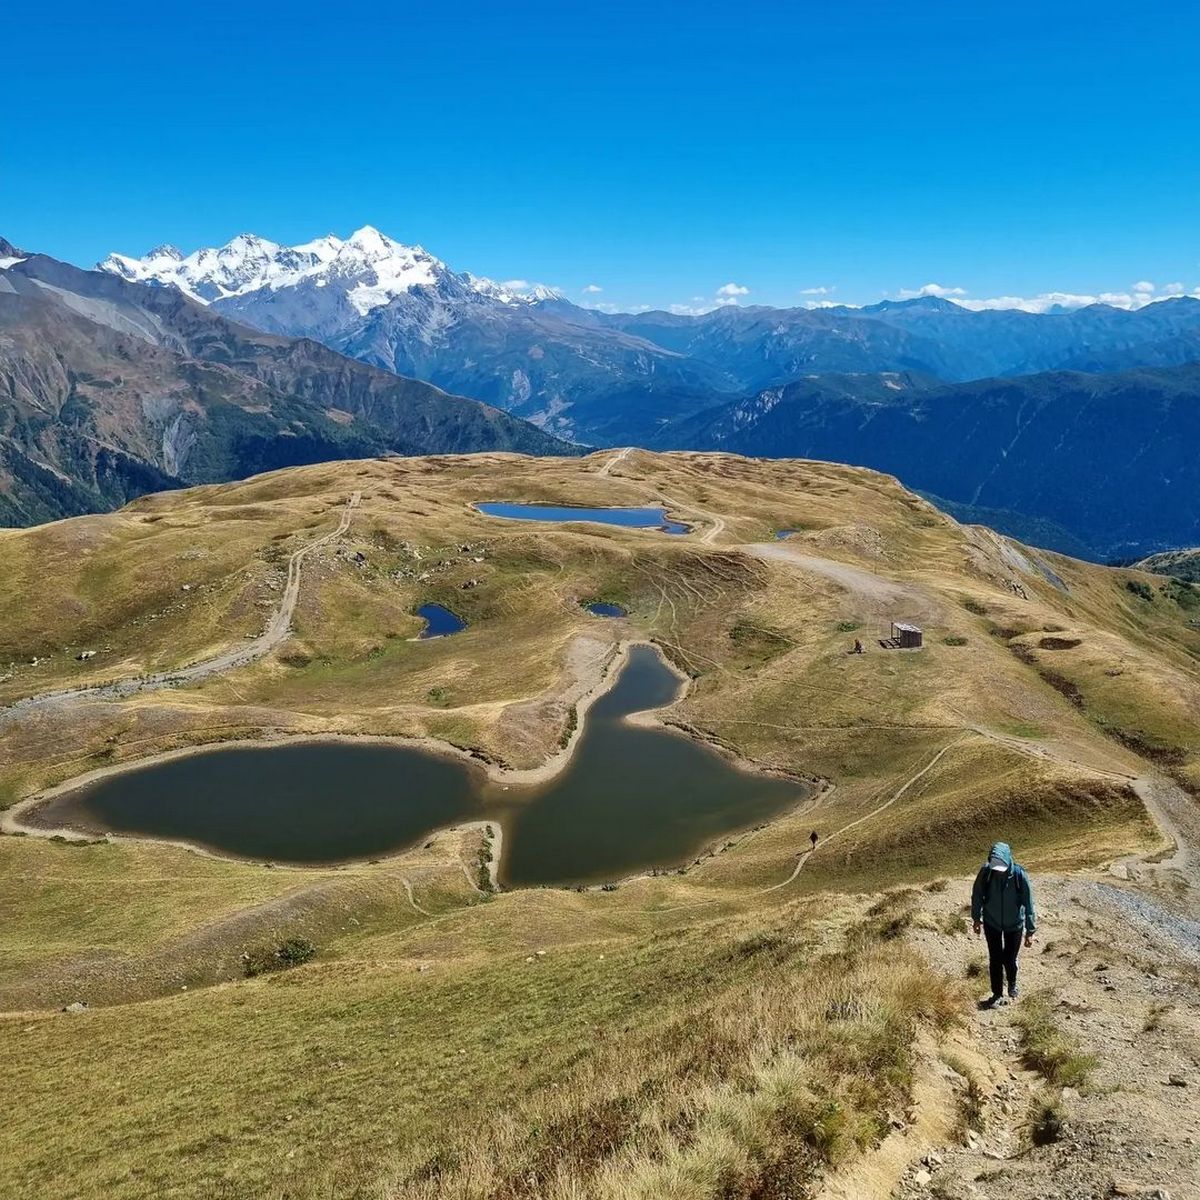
[{"left": 2, "top": 448, "right": 1199, "bottom": 1200}]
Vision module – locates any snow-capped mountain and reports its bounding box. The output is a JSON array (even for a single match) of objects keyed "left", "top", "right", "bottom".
[
  {"left": 98, "top": 226, "right": 724, "bottom": 442},
  {"left": 96, "top": 226, "right": 1200, "bottom": 450},
  {"left": 98, "top": 226, "right": 559, "bottom": 314}
]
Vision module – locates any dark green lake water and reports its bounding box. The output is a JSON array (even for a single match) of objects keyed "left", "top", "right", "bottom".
[{"left": 33, "top": 646, "right": 810, "bottom": 886}]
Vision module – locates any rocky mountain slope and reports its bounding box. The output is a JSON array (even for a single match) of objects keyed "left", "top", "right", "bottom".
[
  {"left": 101, "top": 227, "right": 731, "bottom": 442},
  {"left": 1136, "top": 547, "right": 1200, "bottom": 582},
  {"left": 650, "top": 365, "right": 1200, "bottom": 559},
  {"left": 0, "top": 243, "right": 569, "bottom": 524},
  {"left": 102, "top": 231, "right": 1200, "bottom": 447}
]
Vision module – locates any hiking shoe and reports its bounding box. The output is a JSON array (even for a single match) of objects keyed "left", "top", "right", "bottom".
[
  {"left": 979, "top": 994, "right": 1002, "bottom": 1010},
  {"left": 1007, "top": 985, "right": 1019, "bottom": 1001}
]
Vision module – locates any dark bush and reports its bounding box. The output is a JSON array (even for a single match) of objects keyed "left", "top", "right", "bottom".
[{"left": 243, "top": 936, "right": 316, "bottom": 977}]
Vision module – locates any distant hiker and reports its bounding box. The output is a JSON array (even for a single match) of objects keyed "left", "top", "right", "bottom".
[
  {"left": 809, "top": 830, "right": 819, "bottom": 851},
  {"left": 971, "top": 841, "right": 1036, "bottom": 1006},
  {"left": 852, "top": 638, "right": 864, "bottom": 655}
]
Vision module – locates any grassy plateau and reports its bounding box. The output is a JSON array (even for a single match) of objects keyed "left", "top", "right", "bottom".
[{"left": 1, "top": 448, "right": 1194, "bottom": 1199}]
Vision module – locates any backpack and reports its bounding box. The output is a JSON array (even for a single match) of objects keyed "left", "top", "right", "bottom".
[{"left": 978, "top": 861, "right": 1028, "bottom": 910}]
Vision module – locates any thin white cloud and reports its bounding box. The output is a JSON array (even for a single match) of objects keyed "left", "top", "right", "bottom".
[
  {"left": 501, "top": 278, "right": 530, "bottom": 290},
  {"left": 956, "top": 289, "right": 1199, "bottom": 313},
  {"left": 648, "top": 272, "right": 1200, "bottom": 318},
  {"left": 898, "top": 282, "right": 968, "bottom": 299},
  {"left": 581, "top": 283, "right": 603, "bottom": 294}
]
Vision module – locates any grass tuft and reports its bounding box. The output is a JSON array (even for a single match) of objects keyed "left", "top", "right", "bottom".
[{"left": 1013, "top": 993, "right": 1098, "bottom": 1088}]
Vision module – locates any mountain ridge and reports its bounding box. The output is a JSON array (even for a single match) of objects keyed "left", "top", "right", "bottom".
[
  {"left": 100, "top": 228, "right": 1200, "bottom": 447},
  {"left": 649, "top": 363, "right": 1200, "bottom": 558},
  {"left": 0, "top": 246, "right": 572, "bottom": 525}
]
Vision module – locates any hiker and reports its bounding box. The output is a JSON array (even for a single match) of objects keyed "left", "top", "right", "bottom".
[
  {"left": 809, "top": 830, "right": 819, "bottom": 851},
  {"left": 971, "top": 842, "right": 1036, "bottom": 1006},
  {"left": 852, "top": 638, "right": 863, "bottom": 655}
]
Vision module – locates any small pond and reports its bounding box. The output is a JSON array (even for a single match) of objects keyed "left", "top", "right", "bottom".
[
  {"left": 775, "top": 529, "right": 799, "bottom": 540},
  {"left": 417, "top": 603, "right": 466, "bottom": 639},
  {"left": 477, "top": 502, "right": 688, "bottom": 536},
  {"left": 585, "top": 602, "right": 628, "bottom": 618},
  {"left": 31, "top": 646, "right": 811, "bottom": 887}
]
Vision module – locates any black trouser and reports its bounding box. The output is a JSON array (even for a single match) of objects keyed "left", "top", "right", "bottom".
[{"left": 983, "top": 923, "right": 1022, "bottom": 996}]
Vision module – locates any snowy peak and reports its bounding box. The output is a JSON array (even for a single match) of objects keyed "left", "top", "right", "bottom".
[
  {"left": 97, "top": 227, "right": 558, "bottom": 316},
  {"left": 466, "top": 274, "right": 563, "bottom": 306}
]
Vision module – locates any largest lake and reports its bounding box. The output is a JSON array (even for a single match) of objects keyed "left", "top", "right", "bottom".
[{"left": 30, "top": 646, "right": 811, "bottom": 887}]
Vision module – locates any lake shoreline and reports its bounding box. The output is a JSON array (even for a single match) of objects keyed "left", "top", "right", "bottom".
[{"left": 1, "top": 639, "right": 819, "bottom": 881}]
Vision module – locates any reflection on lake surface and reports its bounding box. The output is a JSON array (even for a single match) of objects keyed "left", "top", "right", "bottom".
[
  {"left": 477, "top": 502, "right": 689, "bottom": 535},
  {"left": 32, "top": 647, "right": 811, "bottom": 886},
  {"left": 417, "top": 603, "right": 466, "bottom": 638}
]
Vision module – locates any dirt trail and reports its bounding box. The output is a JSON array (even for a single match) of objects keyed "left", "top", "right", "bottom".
[
  {"left": 657, "top": 491, "right": 727, "bottom": 545},
  {"left": 875, "top": 870, "right": 1200, "bottom": 1200},
  {"left": 0, "top": 492, "right": 359, "bottom": 722},
  {"left": 595, "top": 445, "right": 633, "bottom": 478},
  {"left": 763, "top": 736, "right": 966, "bottom": 895},
  {"left": 744, "top": 541, "right": 937, "bottom": 618}
]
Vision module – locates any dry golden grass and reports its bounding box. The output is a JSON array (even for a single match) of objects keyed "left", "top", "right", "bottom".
[{"left": 0, "top": 449, "right": 1193, "bottom": 1197}]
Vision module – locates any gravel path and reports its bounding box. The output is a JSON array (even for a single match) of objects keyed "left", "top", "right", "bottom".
[{"left": 0, "top": 492, "right": 359, "bottom": 725}]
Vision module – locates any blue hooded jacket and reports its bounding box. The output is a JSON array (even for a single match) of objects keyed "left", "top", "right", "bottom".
[{"left": 971, "top": 842, "right": 1035, "bottom": 934}]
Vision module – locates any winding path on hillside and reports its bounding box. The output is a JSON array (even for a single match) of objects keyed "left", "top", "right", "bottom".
[
  {"left": 0, "top": 492, "right": 360, "bottom": 722},
  {"left": 759, "top": 734, "right": 967, "bottom": 894},
  {"left": 595, "top": 445, "right": 633, "bottom": 477}
]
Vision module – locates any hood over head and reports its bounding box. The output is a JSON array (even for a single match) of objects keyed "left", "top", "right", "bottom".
[{"left": 987, "top": 842, "right": 1014, "bottom": 871}]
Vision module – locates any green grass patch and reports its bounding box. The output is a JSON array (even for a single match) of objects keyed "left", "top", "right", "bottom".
[{"left": 1013, "top": 993, "right": 1098, "bottom": 1088}]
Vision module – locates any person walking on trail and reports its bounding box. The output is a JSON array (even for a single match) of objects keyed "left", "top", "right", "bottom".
[{"left": 971, "top": 841, "right": 1036, "bottom": 1007}]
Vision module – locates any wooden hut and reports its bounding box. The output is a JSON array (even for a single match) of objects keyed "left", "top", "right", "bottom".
[{"left": 891, "top": 622, "right": 923, "bottom": 649}]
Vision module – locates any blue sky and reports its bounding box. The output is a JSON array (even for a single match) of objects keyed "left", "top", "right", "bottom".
[{"left": 6, "top": 0, "right": 1199, "bottom": 312}]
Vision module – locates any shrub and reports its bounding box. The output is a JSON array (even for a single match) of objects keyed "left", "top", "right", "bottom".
[
  {"left": 1143, "top": 1002, "right": 1171, "bottom": 1032},
  {"left": 242, "top": 936, "right": 316, "bottom": 978},
  {"left": 940, "top": 911, "right": 968, "bottom": 936},
  {"left": 1126, "top": 579, "right": 1153, "bottom": 602},
  {"left": 942, "top": 636, "right": 968, "bottom": 646},
  {"left": 836, "top": 621, "right": 861, "bottom": 633},
  {"left": 962, "top": 598, "right": 988, "bottom": 616},
  {"left": 1029, "top": 1092, "right": 1065, "bottom": 1145}
]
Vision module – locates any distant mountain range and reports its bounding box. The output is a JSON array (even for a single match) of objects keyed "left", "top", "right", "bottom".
[
  {"left": 647, "top": 367, "right": 1200, "bottom": 559},
  {"left": 101, "top": 229, "right": 1200, "bottom": 448},
  {"left": 0, "top": 239, "right": 568, "bottom": 525},
  {"left": 3, "top": 226, "right": 1199, "bottom": 558}
]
